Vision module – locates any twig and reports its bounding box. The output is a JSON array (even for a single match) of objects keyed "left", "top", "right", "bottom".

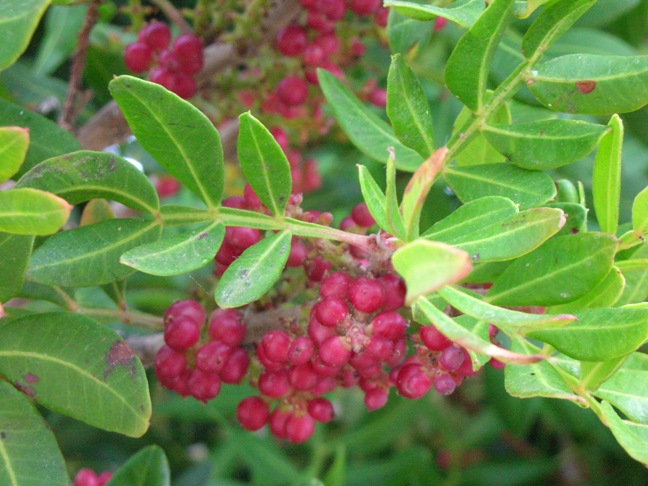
[
  {"left": 59, "top": 0, "right": 102, "bottom": 132},
  {"left": 150, "top": 0, "right": 193, "bottom": 34}
]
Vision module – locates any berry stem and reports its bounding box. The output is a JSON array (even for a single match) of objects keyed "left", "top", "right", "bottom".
[
  {"left": 78, "top": 306, "right": 164, "bottom": 330},
  {"left": 150, "top": 0, "right": 194, "bottom": 34}
]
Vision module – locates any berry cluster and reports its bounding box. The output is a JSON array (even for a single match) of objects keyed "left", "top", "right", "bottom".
[
  {"left": 124, "top": 22, "right": 204, "bottom": 99},
  {"left": 73, "top": 468, "right": 112, "bottom": 486},
  {"left": 154, "top": 300, "right": 249, "bottom": 401}
]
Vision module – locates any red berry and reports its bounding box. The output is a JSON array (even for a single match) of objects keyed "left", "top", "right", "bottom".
[
  {"left": 307, "top": 11, "right": 336, "bottom": 33},
  {"left": 287, "top": 336, "right": 315, "bottom": 365},
  {"left": 313, "top": 33, "right": 340, "bottom": 56},
  {"left": 164, "top": 317, "right": 201, "bottom": 351},
  {"left": 369, "top": 88, "right": 387, "bottom": 108},
  {"left": 237, "top": 396, "right": 269, "bottom": 431},
  {"left": 285, "top": 413, "right": 315, "bottom": 443},
  {"left": 261, "top": 329, "right": 292, "bottom": 363},
  {"left": 258, "top": 369, "right": 292, "bottom": 398},
  {"left": 195, "top": 341, "right": 232, "bottom": 374},
  {"left": 434, "top": 16, "right": 448, "bottom": 32},
  {"left": 288, "top": 362, "right": 319, "bottom": 391},
  {"left": 396, "top": 364, "right": 431, "bottom": 399},
  {"left": 374, "top": 7, "right": 389, "bottom": 27},
  {"left": 269, "top": 408, "right": 290, "bottom": 439},
  {"left": 320, "top": 271, "right": 352, "bottom": 300},
  {"left": 158, "top": 49, "right": 181, "bottom": 72},
  {"left": 270, "top": 127, "right": 290, "bottom": 150},
  {"left": 433, "top": 374, "right": 456, "bottom": 395},
  {"left": 349, "top": 277, "right": 385, "bottom": 313},
  {"left": 165, "top": 299, "right": 205, "bottom": 326},
  {"left": 303, "top": 44, "right": 325, "bottom": 66},
  {"left": 138, "top": 22, "right": 171, "bottom": 50},
  {"left": 349, "top": 0, "right": 381, "bottom": 16},
  {"left": 244, "top": 183, "right": 263, "bottom": 208},
  {"left": 220, "top": 348, "right": 250, "bottom": 384},
  {"left": 378, "top": 274, "right": 406, "bottom": 311},
  {"left": 371, "top": 311, "right": 407, "bottom": 340},
  {"left": 97, "top": 472, "right": 112, "bottom": 486},
  {"left": 276, "top": 25, "right": 307, "bottom": 57},
  {"left": 187, "top": 369, "right": 221, "bottom": 401},
  {"left": 300, "top": 0, "right": 318, "bottom": 9},
  {"left": 286, "top": 238, "right": 308, "bottom": 267},
  {"left": 173, "top": 33, "right": 203, "bottom": 60},
  {"left": 124, "top": 42, "right": 153, "bottom": 73},
  {"left": 351, "top": 202, "right": 375, "bottom": 227},
  {"left": 307, "top": 397, "right": 334, "bottom": 422},
  {"left": 304, "top": 256, "right": 332, "bottom": 282},
  {"left": 155, "top": 345, "right": 187, "bottom": 380},
  {"left": 420, "top": 325, "right": 452, "bottom": 351},
  {"left": 318, "top": 336, "right": 351, "bottom": 367},
  {"left": 366, "top": 336, "right": 395, "bottom": 360},
  {"left": 74, "top": 468, "right": 99, "bottom": 486},
  {"left": 225, "top": 226, "right": 261, "bottom": 250},
  {"left": 276, "top": 75, "right": 309, "bottom": 106},
  {"left": 208, "top": 308, "right": 246, "bottom": 346},
  {"left": 364, "top": 387, "right": 389, "bottom": 410},
  {"left": 307, "top": 316, "right": 337, "bottom": 345},
  {"left": 319, "top": 0, "right": 346, "bottom": 20},
  {"left": 154, "top": 175, "right": 181, "bottom": 198},
  {"left": 149, "top": 67, "right": 178, "bottom": 92},
  {"left": 174, "top": 73, "right": 197, "bottom": 99},
  {"left": 315, "top": 297, "right": 349, "bottom": 327},
  {"left": 439, "top": 345, "right": 465, "bottom": 372}
]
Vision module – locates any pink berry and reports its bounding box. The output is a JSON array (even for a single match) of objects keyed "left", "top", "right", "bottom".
[
  {"left": 369, "top": 88, "right": 387, "bottom": 107},
  {"left": 364, "top": 387, "right": 389, "bottom": 410},
  {"left": 149, "top": 67, "right": 178, "bottom": 92},
  {"left": 396, "top": 364, "right": 431, "bottom": 399},
  {"left": 237, "top": 396, "right": 270, "bottom": 431},
  {"left": 288, "top": 362, "right": 319, "bottom": 391},
  {"left": 287, "top": 336, "right": 315, "bottom": 365},
  {"left": 434, "top": 16, "right": 448, "bottom": 32},
  {"left": 187, "top": 369, "right": 221, "bottom": 401},
  {"left": 208, "top": 308, "right": 246, "bottom": 347},
  {"left": 243, "top": 183, "right": 263, "bottom": 208},
  {"left": 349, "top": 277, "right": 385, "bottom": 313},
  {"left": 276, "top": 25, "right": 307, "bottom": 56},
  {"left": 378, "top": 274, "right": 406, "bottom": 311},
  {"left": 258, "top": 369, "right": 292, "bottom": 398},
  {"left": 74, "top": 468, "right": 99, "bottom": 486},
  {"left": 307, "top": 11, "right": 336, "bottom": 34},
  {"left": 349, "top": 196, "right": 374, "bottom": 225},
  {"left": 439, "top": 345, "right": 465, "bottom": 372},
  {"left": 220, "top": 348, "right": 250, "bottom": 384},
  {"left": 276, "top": 75, "right": 309, "bottom": 106},
  {"left": 313, "top": 33, "right": 340, "bottom": 56},
  {"left": 374, "top": 7, "right": 389, "bottom": 27},
  {"left": 320, "top": 271, "right": 352, "bottom": 300},
  {"left": 261, "top": 330, "right": 292, "bottom": 363},
  {"left": 433, "top": 374, "right": 457, "bottom": 395},
  {"left": 138, "top": 22, "right": 171, "bottom": 50},
  {"left": 318, "top": 336, "right": 351, "bottom": 367},
  {"left": 97, "top": 472, "right": 112, "bottom": 486},
  {"left": 315, "top": 297, "right": 348, "bottom": 327},
  {"left": 154, "top": 345, "right": 187, "bottom": 380},
  {"left": 174, "top": 73, "right": 197, "bottom": 99},
  {"left": 307, "top": 316, "right": 338, "bottom": 344},
  {"left": 420, "top": 325, "right": 452, "bottom": 351},
  {"left": 286, "top": 238, "right": 308, "bottom": 267},
  {"left": 164, "top": 317, "right": 201, "bottom": 351},
  {"left": 371, "top": 311, "right": 407, "bottom": 340},
  {"left": 300, "top": 0, "right": 318, "bottom": 9},
  {"left": 303, "top": 44, "right": 325, "bottom": 66},
  {"left": 225, "top": 226, "right": 261, "bottom": 250},
  {"left": 124, "top": 42, "right": 153, "bottom": 73},
  {"left": 165, "top": 299, "right": 205, "bottom": 326},
  {"left": 269, "top": 408, "right": 290, "bottom": 439},
  {"left": 195, "top": 341, "right": 232, "bottom": 374},
  {"left": 158, "top": 49, "right": 181, "bottom": 72},
  {"left": 319, "top": 0, "right": 346, "bottom": 20},
  {"left": 285, "top": 413, "right": 315, "bottom": 443},
  {"left": 304, "top": 256, "right": 332, "bottom": 282},
  {"left": 365, "top": 336, "right": 395, "bottom": 360},
  {"left": 173, "top": 33, "right": 203, "bottom": 60},
  {"left": 270, "top": 127, "right": 289, "bottom": 150},
  {"left": 349, "top": 0, "right": 381, "bottom": 16},
  {"left": 307, "top": 397, "right": 334, "bottom": 422}
]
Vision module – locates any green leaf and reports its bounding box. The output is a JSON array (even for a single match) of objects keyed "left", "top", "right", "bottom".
[
  {"left": 0, "top": 380, "right": 68, "bottom": 486},
  {"left": 413, "top": 296, "right": 542, "bottom": 364},
  {"left": 422, "top": 196, "right": 518, "bottom": 240},
  {"left": 386, "top": 9, "right": 431, "bottom": 54},
  {"left": 482, "top": 119, "right": 607, "bottom": 170},
  {"left": 109, "top": 76, "right": 224, "bottom": 208},
  {"left": 120, "top": 222, "right": 225, "bottom": 276},
  {"left": 600, "top": 401, "right": 648, "bottom": 465},
  {"left": 385, "top": 149, "right": 407, "bottom": 240},
  {"left": 547, "top": 202, "right": 587, "bottom": 236},
  {"left": 400, "top": 148, "right": 447, "bottom": 240},
  {"left": 386, "top": 54, "right": 435, "bottom": 158},
  {"left": 444, "top": 164, "right": 556, "bottom": 210},
  {"left": 0, "top": 0, "right": 50, "bottom": 72},
  {"left": 527, "top": 55, "right": 648, "bottom": 114},
  {"left": 0, "top": 98, "right": 81, "bottom": 176},
  {"left": 0, "top": 312, "right": 151, "bottom": 437},
  {"left": 32, "top": 4, "right": 86, "bottom": 76},
  {"left": 547, "top": 266, "right": 625, "bottom": 313},
  {"left": 505, "top": 336, "right": 584, "bottom": 402},
  {"left": 80, "top": 199, "right": 116, "bottom": 226},
  {"left": 593, "top": 115, "right": 623, "bottom": 235},
  {"left": 521, "top": 0, "right": 596, "bottom": 60},
  {"left": 631, "top": 186, "right": 648, "bottom": 239},
  {"left": 106, "top": 445, "right": 170, "bottom": 486},
  {"left": 580, "top": 355, "right": 628, "bottom": 393},
  {"left": 385, "top": 0, "right": 484, "bottom": 29},
  {"left": 595, "top": 353, "right": 648, "bottom": 424},
  {"left": 454, "top": 101, "right": 511, "bottom": 167},
  {"left": 527, "top": 306, "right": 648, "bottom": 361},
  {"left": 616, "top": 259, "right": 648, "bottom": 306},
  {"left": 27, "top": 218, "right": 162, "bottom": 287},
  {"left": 0, "top": 233, "right": 33, "bottom": 302},
  {"left": 392, "top": 240, "right": 472, "bottom": 305},
  {"left": 437, "top": 286, "right": 576, "bottom": 332},
  {"left": 16, "top": 151, "right": 160, "bottom": 214},
  {"left": 513, "top": 0, "right": 554, "bottom": 18},
  {"left": 444, "top": 0, "right": 516, "bottom": 112},
  {"left": 237, "top": 112, "right": 291, "bottom": 217},
  {"left": 357, "top": 165, "right": 390, "bottom": 234},
  {"left": 317, "top": 69, "right": 423, "bottom": 172},
  {"left": 449, "top": 208, "right": 566, "bottom": 262},
  {"left": 486, "top": 233, "right": 618, "bottom": 306},
  {"left": 0, "top": 126, "right": 29, "bottom": 182},
  {"left": 215, "top": 230, "right": 291, "bottom": 308},
  {"left": 0, "top": 188, "right": 71, "bottom": 236}
]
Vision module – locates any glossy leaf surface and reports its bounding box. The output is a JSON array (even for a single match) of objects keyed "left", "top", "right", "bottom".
[
  {"left": 600, "top": 401, "right": 648, "bottom": 465},
  {"left": 0, "top": 126, "right": 29, "bottom": 182},
  {"left": 121, "top": 222, "right": 225, "bottom": 276},
  {"left": 215, "top": 230, "right": 291, "bottom": 308},
  {"left": 0, "top": 188, "right": 71, "bottom": 236},
  {"left": 385, "top": 0, "right": 483, "bottom": 28},
  {"left": 17, "top": 151, "right": 160, "bottom": 214},
  {"left": 0, "top": 0, "right": 50, "bottom": 72},
  {"left": 109, "top": 76, "right": 224, "bottom": 207},
  {"left": 106, "top": 445, "right": 170, "bottom": 486},
  {"left": 0, "top": 380, "right": 68, "bottom": 486},
  {"left": 0, "top": 312, "right": 151, "bottom": 437},
  {"left": 27, "top": 218, "right": 162, "bottom": 287},
  {"left": 318, "top": 69, "right": 423, "bottom": 171},
  {"left": 238, "top": 112, "right": 292, "bottom": 217},
  {"left": 0, "top": 233, "right": 33, "bottom": 302},
  {"left": 592, "top": 115, "right": 623, "bottom": 235},
  {"left": 595, "top": 352, "right": 648, "bottom": 424}
]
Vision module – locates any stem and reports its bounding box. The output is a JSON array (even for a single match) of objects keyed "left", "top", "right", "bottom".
[
  {"left": 59, "top": 0, "right": 102, "bottom": 132},
  {"left": 78, "top": 307, "right": 163, "bottom": 330},
  {"left": 150, "top": 0, "right": 193, "bottom": 34}
]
